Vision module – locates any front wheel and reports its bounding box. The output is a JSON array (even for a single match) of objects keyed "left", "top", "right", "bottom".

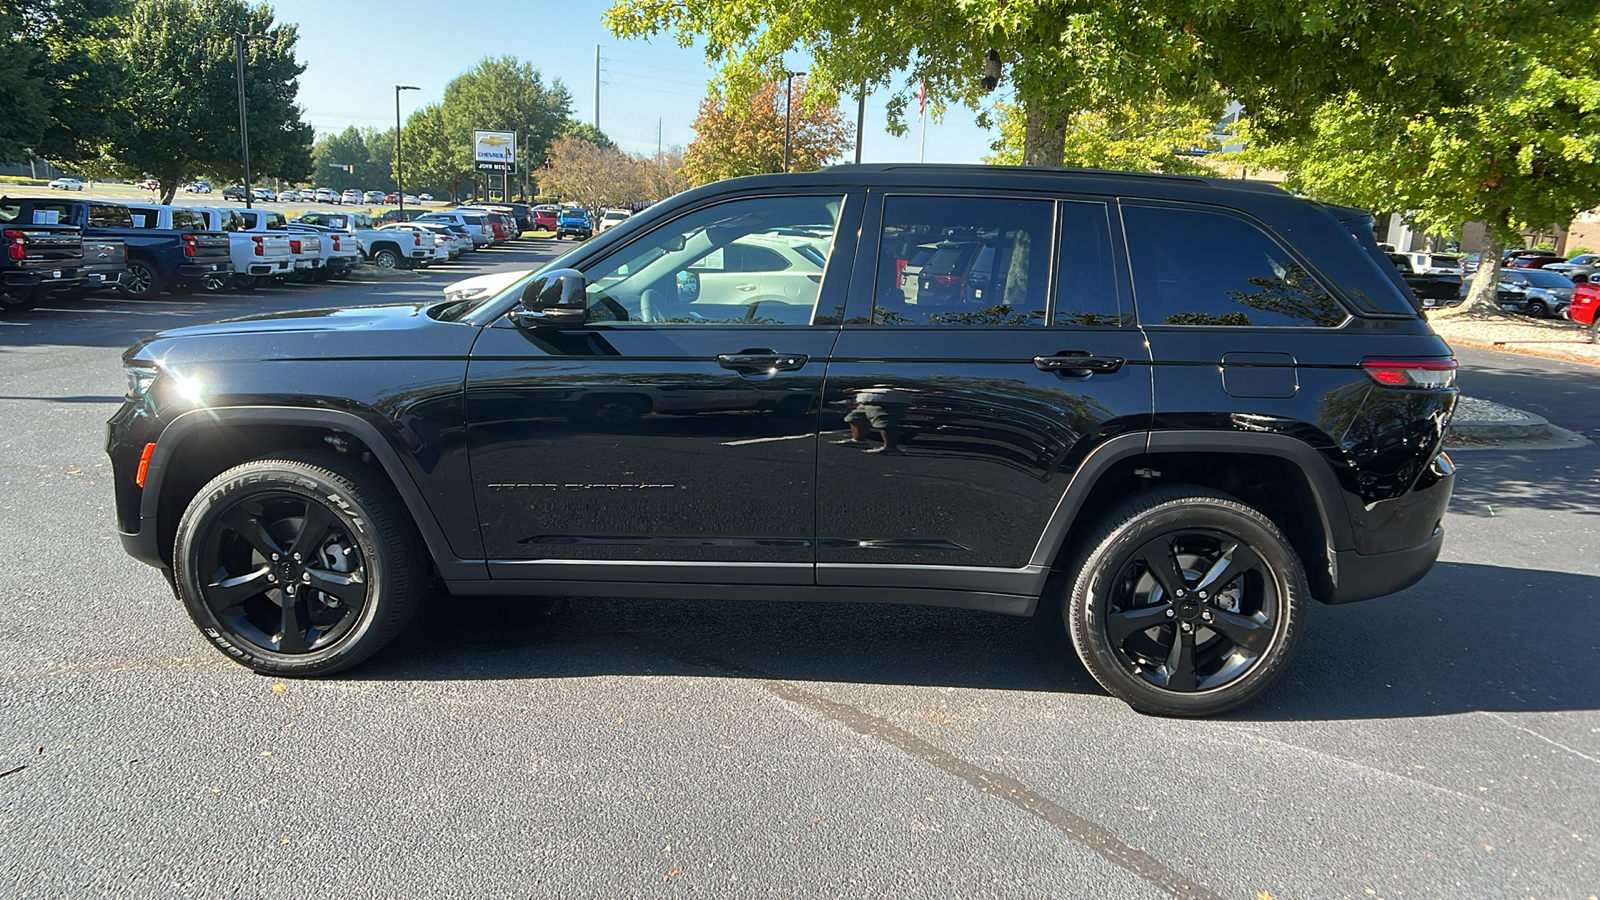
[
  {"left": 1065, "top": 487, "right": 1307, "bottom": 717},
  {"left": 172, "top": 452, "right": 429, "bottom": 676},
  {"left": 1526, "top": 300, "right": 1548, "bottom": 318}
]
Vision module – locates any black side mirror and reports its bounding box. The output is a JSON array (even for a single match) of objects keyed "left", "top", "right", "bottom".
[{"left": 510, "top": 268, "right": 588, "bottom": 329}]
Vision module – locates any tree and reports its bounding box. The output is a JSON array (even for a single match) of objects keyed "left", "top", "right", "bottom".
[
  {"left": 682, "top": 80, "right": 850, "bottom": 185},
  {"left": 397, "top": 103, "right": 473, "bottom": 200},
  {"left": 1250, "top": 28, "right": 1600, "bottom": 316},
  {"left": 641, "top": 146, "right": 691, "bottom": 200},
  {"left": 108, "top": 0, "right": 312, "bottom": 202},
  {"left": 559, "top": 121, "right": 613, "bottom": 149},
  {"left": 983, "top": 97, "right": 1224, "bottom": 175},
  {"left": 439, "top": 56, "right": 573, "bottom": 174},
  {"left": 312, "top": 126, "right": 367, "bottom": 192},
  {"left": 538, "top": 137, "right": 646, "bottom": 211},
  {"left": 0, "top": 0, "right": 127, "bottom": 165},
  {"left": 603, "top": 1, "right": 1583, "bottom": 167}
]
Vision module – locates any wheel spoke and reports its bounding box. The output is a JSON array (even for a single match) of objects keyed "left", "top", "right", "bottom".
[
  {"left": 1107, "top": 603, "right": 1173, "bottom": 643},
  {"left": 288, "top": 502, "right": 337, "bottom": 559},
  {"left": 1206, "top": 608, "right": 1271, "bottom": 653},
  {"left": 305, "top": 566, "right": 366, "bottom": 607},
  {"left": 1135, "top": 536, "right": 1190, "bottom": 599},
  {"left": 221, "top": 505, "right": 286, "bottom": 559},
  {"left": 277, "top": 595, "right": 310, "bottom": 653},
  {"left": 204, "top": 567, "right": 272, "bottom": 616},
  {"left": 1195, "top": 542, "right": 1263, "bottom": 594},
  {"left": 1164, "top": 628, "right": 1198, "bottom": 691}
]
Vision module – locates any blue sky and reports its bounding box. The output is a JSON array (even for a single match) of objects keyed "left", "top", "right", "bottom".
[{"left": 267, "top": 0, "right": 1000, "bottom": 164}]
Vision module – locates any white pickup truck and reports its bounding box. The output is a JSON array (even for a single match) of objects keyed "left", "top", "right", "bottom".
[
  {"left": 287, "top": 222, "right": 363, "bottom": 280},
  {"left": 188, "top": 206, "right": 294, "bottom": 290},
  {"left": 235, "top": 208, "right": 329, "bottom": 282},
  {"left": 124, "top": 203, "right": 258, "bottom": 292},
  {"left": 294, "top": 211, "right": 433, "bottom": 269}
]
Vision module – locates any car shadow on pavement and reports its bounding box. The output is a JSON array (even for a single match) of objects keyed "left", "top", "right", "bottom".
[
  {"left": 1447, "top": 447, "right": 1600, "bottom": 517},
  {"left": 358, "top": 561, "right": 1600, "bottom": 720}
]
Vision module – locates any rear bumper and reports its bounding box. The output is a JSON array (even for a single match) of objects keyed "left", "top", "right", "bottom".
[
  {"left": 177, "top": 262, "right": 226, "bottom": 278},
  {"left": 5, "top": 267, "right": 82, "bottom": 288},
  {"left": 248, "top": 260, "right": 293, "bottom": 276},
  {"left": 1328, "top": 528, "right": 1444, "bottom": 603}
]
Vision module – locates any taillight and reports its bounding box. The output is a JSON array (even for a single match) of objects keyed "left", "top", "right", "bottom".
[
  {"left": 252, "top": 236, "right": 264, "bottom": 256},
  {"left": 4, "top": 229, "right": 24, "bottom": 261},
  {"left": 121, "top": 243, "right": 129, "bottom": 262},
  {"left": 290, "top": 239, "right": 302, "bottom": 254},
  {"left": 1360, "top": 358, "right": 1458, "bottom": 390},
  {"left": 931, "top": 274, "right": 964, "bottom": 285},
  {"left": 181, "top": 233, "right": 196, "bottom": 257},
  {"left": 332, "top": 235, "right": 341, "bottom": 251},
  {"left": 412, "top": 232, "right": 421, "bottom": 246}
]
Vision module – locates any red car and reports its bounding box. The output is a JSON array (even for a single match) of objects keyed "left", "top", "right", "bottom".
[
  {"left": 384, "top": 192, "right": 400, "bottom": 203},
  {"left": 1505, "top": 251, "right": 1564, "bottom": 269},
  {"left": 530, "top": 209, "right": 558, "bottom": 232},
  {"left": 1569, "top": 282, "right": 1600, "bottom": 332}
]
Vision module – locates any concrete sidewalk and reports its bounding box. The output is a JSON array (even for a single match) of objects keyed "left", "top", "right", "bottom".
[{"left": 1448, "top": 395, "right": 1588, "bottom": 447}]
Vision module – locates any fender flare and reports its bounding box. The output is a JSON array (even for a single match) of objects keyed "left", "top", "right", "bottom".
[{"left": 139, "top": 406, "right": 486, "bottom": 581}]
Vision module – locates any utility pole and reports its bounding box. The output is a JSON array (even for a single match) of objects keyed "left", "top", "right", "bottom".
[
  {"left": 594, "top": 44, "right": 601, "bottom": 129},
  {"left": 234, "top": 32, "right": 269, "bottom": 208},
  {"left": 657, "top": 118, "right": 662, "bottom": 161},
  {"left": 395, "top": 84, "right": 419, "bottom": 215},
  {"left": 854, "top": 83, "right": 865, "bottom": 164}
]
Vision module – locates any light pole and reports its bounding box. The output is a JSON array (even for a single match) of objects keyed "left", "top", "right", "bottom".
[
  {"left": 395, "top": 85, "right": 419, "bottom": 215},
  {"left": 783, "top": 70, "right": 805, "bottom": 173},
  {"left": 234, "top": 32, "right": 270, "bottom": 209}
]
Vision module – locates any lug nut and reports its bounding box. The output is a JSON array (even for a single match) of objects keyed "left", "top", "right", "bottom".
[
  {"left": 1165, "top": 609, "right": 1175, "bottom": 617},
  {"left": 267, "top": 573, "right": 276, "bottom": 583},
  {"left": 301, "top": 572, "right": 311, "bottom": 583},
  {"left": 1181, "top": 622, "right": 1192, "bottom": 632},
  {"left": 1175, "top": 589, "right": 1186, "bottom": 598},
  {"left": 286, "top": 586, "right": 295, "bottom": 595},
  {"left": 292, "top": 553, "right": 302, "bottom": 562},
  {"left": 1202, "top": 611, "right": 1213, "bottom": 621},
  {"left": 271, "top": 553, "right": 280, "bottom": 561},
  {"left": 1197, "top": 590, "right": 1208, "bottom": 600}
]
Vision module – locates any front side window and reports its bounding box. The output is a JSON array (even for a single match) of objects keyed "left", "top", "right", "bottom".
[
  {"left": 579, "top": 194, "right": 841, "bottom": 326},
  {"left": 1122, "top": 205, "right": 1347, "bottom": 327},
  {"left": 872, "top": 195, "right": 1051, "bottom": 326},
  {"left": 170, "top": 209, "right": 205, "bottom": 231}
]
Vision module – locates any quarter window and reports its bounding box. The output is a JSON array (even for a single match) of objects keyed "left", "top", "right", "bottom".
[
  {"left": 1122, "top": 205, "right": 1347, "bottom": 327},
  {"left": 872, "top": 196, "right": 1052, "bottom": 326}
]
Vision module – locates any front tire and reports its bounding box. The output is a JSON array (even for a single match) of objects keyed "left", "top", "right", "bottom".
[
  {"left": 1065, "top": 487, "right": 1307, "bottom": 717},
  {"left": 172, "top": 452, "right": 429, "bottom": 676}
]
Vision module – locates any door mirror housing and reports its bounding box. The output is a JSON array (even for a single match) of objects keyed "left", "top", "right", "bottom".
[{"left": 510, "top": 268, "right": 588, "bottom": 329}]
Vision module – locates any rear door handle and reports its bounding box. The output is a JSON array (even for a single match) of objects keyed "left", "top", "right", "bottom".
[
  {"left": 1034, "top": 352, "right": 1125, "bottom": 375},
  {"left": 718, "top": 350, "right": 809, "bottom": 372}
]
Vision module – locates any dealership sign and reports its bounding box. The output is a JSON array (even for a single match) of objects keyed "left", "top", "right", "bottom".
[{"left": 474, "top": 130, "right": 516, "bottom": 172}]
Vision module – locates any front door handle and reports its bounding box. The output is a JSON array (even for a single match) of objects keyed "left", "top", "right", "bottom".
[
  {"left": 718, "top": 350, "right": 809, "bottom": 372},
  {"left": 1034, "top": 352, "right": 1125, "bottom": 375},
  {"left": 735, "top": 283, "right": 758, "bottom": 292}
]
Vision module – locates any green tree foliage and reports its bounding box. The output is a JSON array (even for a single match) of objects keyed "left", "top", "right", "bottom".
[
  {"left": 983, "top": 98, "right": 1223, "bottom": 175},
  {"left": 440, "top": 56, "right": 573, "bottom": 172},
  {"left": 682, "top": 80, "right": 850, "bottom": 184},
  {"left": 0, "top": 0, "right": 127, "bottom": 165},
  {"left": 559, "top": 121, "right": 614, "bottom": 149},
  {"left": 311, "top": 126, "right": 366, "bottom": 192},
  {"left": 397, "top": 104, "right": 471, "bottom": 199},
  {"left": 1249, "top": 24, "right": 1600, "bottom": 315},
  {"left": 108, "top": 0, "right": 312, "bottom": 203}
]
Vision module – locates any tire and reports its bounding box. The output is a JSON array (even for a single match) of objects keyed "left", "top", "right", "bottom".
[
  {"left": 172, "top": 451, "right": 428, "bottom": 677},
  {"left": 231, "top": 274, "right": 258, "bottom": 292},
  {"left": 118, "top": 258, "right": 163, "bottom": 299},
  {"left": 200, "top": 271, "right": 230, "bottom": 293},
  {"left": 0, "top": 287, "right": 46, "bottom": 313},
  {"left": 1526, "top": 300, "right": 1548, "bottom": 318},
  {"left": 1064, "top": 486, "right": 1307, "bottom": 717},
  {"left": 372, "top": 247, "right": 400, "bottom": 269}
]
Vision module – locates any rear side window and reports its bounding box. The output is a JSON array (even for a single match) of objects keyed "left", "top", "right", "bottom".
[
  {"left": 91, "top": 204, "right": 135, "bottom": 228},
  {"left": 1055, "top": 201, "right": 1125, "bottom": 326},
  {"left": 170, "top": 209, "right": 205, "bottom": 231},
  {"left": 1122, "top": 205, "right": 1347, "bottom": 327},
  {"left": 873, "top": 195, "right": 1052, "bottom": 326}
]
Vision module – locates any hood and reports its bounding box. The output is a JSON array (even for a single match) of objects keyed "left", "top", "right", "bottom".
[{"left": 125, "top": 301, "right": 481, "bottom": 366}]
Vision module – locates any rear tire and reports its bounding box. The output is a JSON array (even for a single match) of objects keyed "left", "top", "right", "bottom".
[
  {"left": 119, "top": 258, "right": 163, "bottom": 299},
  {"left": 172, "top": 451, "right": 429, "bottom": 677},
  {"left": 1065, "top": 486, "right": 1307, "bottom": 717},
  {"left": 0, "top": 287, "right": 46, "bottom": 313}
]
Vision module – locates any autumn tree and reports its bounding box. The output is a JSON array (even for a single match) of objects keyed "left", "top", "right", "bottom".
[
  {"left": 538, "top": 137, "right": 644, "bottom": 212},
  {"left": 682, "top": 80, "right": 850, "bottom": 184}
]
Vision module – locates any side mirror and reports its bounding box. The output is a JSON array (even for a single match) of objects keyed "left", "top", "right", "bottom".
[{"left": 509, "top": 268, "right": 588, "bottom": 329}]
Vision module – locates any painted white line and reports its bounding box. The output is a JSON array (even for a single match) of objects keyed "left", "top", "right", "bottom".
[{"left": 720, "top": 433, "right": 813, "bottom": 446}]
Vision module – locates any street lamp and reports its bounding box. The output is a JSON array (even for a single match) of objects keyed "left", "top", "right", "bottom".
[
  {"left": 783, "top": 70, "right": 806, "bottom": 174},
  {"left": 395, "top": 85, "right": 420, "bottom": 215},
  {"left": 234, "top": 32, "right": 270, "bottom": 209}
]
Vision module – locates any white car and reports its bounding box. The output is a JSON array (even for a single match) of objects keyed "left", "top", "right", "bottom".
[
  {"left": 442, "top": 269, "right": 536, "bottom": 305},
  {"left": 48, "top": 178, "right": 85, "bottom": 191},
  {"left": 313, "top": 188, "right": 337, "bottom": 204},
  {"left": 597, "top": 208, "right": 632, "bottom": 233},
  {"left": 185, "top": 181, "right": 213, "bottom": 194},
  {"left": 341, "top": 190, "right": 361, "bottom": 204},
  {"left": 418, "top": 193, "right": 433, "bottom": 202}
]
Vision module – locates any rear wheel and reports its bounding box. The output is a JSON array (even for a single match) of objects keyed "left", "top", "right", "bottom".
[
  {"left": 172, "top": 451, "right": 428, "bottom": 676},
  {"left": 119, "top": 258, "right": 162, "bottom": 299},
  {"left": 200, "top": 271, "right": 230, "bottom": 293},
  {"left": 1065, "top": 487, "right": 1307, "bottom": 717},
  {"left": 0, "top": 287, "right": 46, "bottom": 313},
  {"left": 372, "top": 248, "right": 400, "bottom": 269}
]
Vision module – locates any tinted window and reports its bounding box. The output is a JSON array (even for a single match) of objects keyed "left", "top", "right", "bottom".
[
  {"left": 90, "top": 204, "right": 134, "bottom": 228},
  {"left": 1055, "top": 201, "right": 1124, "bottom": 326},
  {"left": 1522, "top": 270, "right": 1575, "bottom": 288},
  {"left": 170, "top": 209, "right": 206, "bottom": 231},
  {"left": 873, "top": 196, "right": 1052, "bottom": 326},
  {"left": 579, "top": 194, "right": 841, "bottom": 326},
  {"left": 1122, "top": 205, "right": 1347, "bottom": 327}
]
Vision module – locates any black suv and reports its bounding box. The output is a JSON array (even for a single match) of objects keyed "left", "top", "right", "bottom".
[{"left": 108, "top": 165, "right": 1457, "bottom": 716}]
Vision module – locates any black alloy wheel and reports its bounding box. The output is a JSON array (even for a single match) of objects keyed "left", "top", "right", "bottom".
[
  {"left": 118, "top": 258, "right": 162, "bottom": 299},
  {"left": 1066, "top": 487, "right": 1306, "bottom": 717},
  {"left": 200, "top": 271, "right": 230, "bottom": 293},
  {"left": 1526, "top": 299, "right": 1548, "bottom": 318},
  {"left": 173, "top": 452, "right": 427, "bottom": 676}
]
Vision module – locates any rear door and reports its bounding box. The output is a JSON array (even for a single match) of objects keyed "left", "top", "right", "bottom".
[{"left": 815, "top": 191, "right": 1153, "bottom": 596}]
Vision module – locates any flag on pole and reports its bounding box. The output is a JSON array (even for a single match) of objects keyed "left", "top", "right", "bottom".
[{"left": 917, "top": 80, "right": 926, "bottom": 118}]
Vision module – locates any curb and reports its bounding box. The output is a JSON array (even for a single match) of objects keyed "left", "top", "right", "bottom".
[{"left": 1448, "top": 398, "right": 1551, "bottom": 441}]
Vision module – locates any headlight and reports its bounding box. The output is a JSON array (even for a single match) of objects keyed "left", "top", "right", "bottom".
[{"left": 124, "top": 363, "right": 159, "bottom": 400}]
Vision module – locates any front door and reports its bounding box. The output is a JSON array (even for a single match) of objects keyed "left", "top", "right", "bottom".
[
  {"left": 466, "top": 192, "right": 858, "bottom": 583},
  {"left": 816, "top": 192, "right": 1153, "bottom": 595}
]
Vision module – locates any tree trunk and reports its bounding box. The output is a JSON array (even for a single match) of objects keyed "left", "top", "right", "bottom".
[
  {"left": 1440, "top": 229, "right": 1506, "bottom": 317},
  {"left": 1022, "top": 103, "right": 1068, "bottom": 167},
  {"left": 159, "top": 181, "right": 178, "bottom": 205}
]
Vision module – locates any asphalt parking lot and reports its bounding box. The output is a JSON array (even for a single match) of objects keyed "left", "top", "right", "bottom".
[{"left": 2, "top": 245, "right": 1597, "bottom": 898}]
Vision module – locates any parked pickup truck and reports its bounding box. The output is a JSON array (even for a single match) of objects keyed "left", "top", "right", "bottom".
[
  {"left": 287, "top": 223, "right": 363, "bottom": 280},
  {"left": 294, "top": 211, "right": 432, "bottom": 270},
  {"left": 187, "top": 207, "right": 293, "bottom": 290},
  {"left": 67, "top": 235, "right": 129, "bottom": 297},
  {"left": 2, "top": 197, "right": 229, "bottom": 298},
  {"left": 235, "top": 209, "right": 327, "bottom": 281},
  {"left": 1387, "top": 252, "right": 1463, "bottom": 307},
  {"left": 127, "top": 203, "right": 285, "bottom": 293},
  {"left": 0, "top": 200, "right": 85, "bottom": 312}
]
